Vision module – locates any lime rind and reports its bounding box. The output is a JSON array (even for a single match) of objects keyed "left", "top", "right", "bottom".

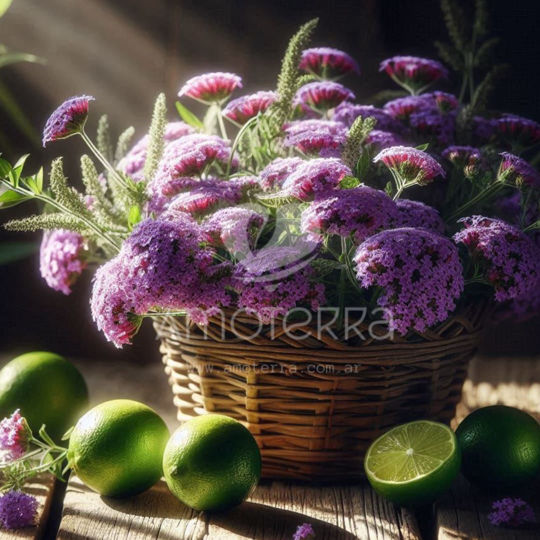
[{"left": 365, "top": 420, "right": 457, "bottom": 484}]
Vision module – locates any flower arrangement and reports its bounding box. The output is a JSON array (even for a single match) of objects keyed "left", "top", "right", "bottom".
[{"left": 0, "top": 10, "right": 539, "bottom": 350}]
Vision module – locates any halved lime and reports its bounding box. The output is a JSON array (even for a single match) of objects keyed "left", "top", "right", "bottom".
[{"left": 364, "top": 420, "right": 461, "bottom": 506}]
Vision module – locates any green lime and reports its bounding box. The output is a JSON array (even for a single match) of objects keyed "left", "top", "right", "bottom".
[
  {"left": 0, "top": 351, "right": 88, "bottom": 440},
  {"left": 364, "top": 420, "right": 461, "bottom": 506},
  {"left": 163, "top": 414, "right": 261, "bottom": 511},
  {"left": 456, "top": 405, "right": 540, "bottom": 489},
  {"left": 67, "top": 399, "right": 169, "bottom": 497}
]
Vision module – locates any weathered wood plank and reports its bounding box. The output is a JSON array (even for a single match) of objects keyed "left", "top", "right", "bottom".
[
  {"left": 3, "top": 474, "right": 56, "bottom": 539},
  {"left": 57, "top": 477, "right": 420, "bottom": 540},
  {"left": 437, "top": 356, "right": 540, "bottom": 540}
]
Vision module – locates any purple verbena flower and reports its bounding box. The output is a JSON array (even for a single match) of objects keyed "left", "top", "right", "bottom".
[
  {"left": 301, "top": 186, "right": 398, "bottom": 243},
  {"left": 332, "top": 103, "right": 403, "bottom": 132},
  {"left": 354, "top": 228, "right": 464, "bottom": 334},
  {"left": 118, "top": 122, "right": 195, "bottom": 182},
  {"left": 365, "top": 130, "right": 404, "bottom": 150},
  {"left": 39, "top": 230, "right": 87, "bottom": 295},
  {"left": 409, "top": 109, "right": 455, "bottom": 145},
  {"left": 473, "top": 116, "right": 495, "bottom": 141},
  {"left": 162, "top": 177, "right": 255, "bottom": 217},
  {"left": 293, "top": 522, "right": 316, "bottom": 540},
  {"left": 488, "top": 498, "right": 536, "bottom": 528},
  {"left": 499, "top": 152, "right": 540, "bottom": 187},
  {"left": 299, "top": 47, "right": 359, "bottom": 78},
  {"left": 393, "top": 199, "right": 445, "bottom": 234},
  {"left": 234, "top": 246, "right": 325, "bottom": 323},
  {"left": 374, "top": 146, "right": 445, "bottom": 185},
  {"left": 0, "top": 490, "right": 38, "bottom": 530},
  {"left": 283, "top": 120, "right": 347, "bottom": 156},
  {"left": 294, "top": 81, "right": 355, "bottom": 112},
  {"left": 0, "top": 411, "right": 31, "bottom": 462},
  {"left": 453, "top": 216, "right": 540, "bottom": 302},
  {"left": 430, "top": 91, "right": 459, "bottom": 113},
  {"left": 203, "top": 207, "right": 265, "bottom": 254},
  {"left": 281, "top": 158, "right": 351, "bottom": 201},
  {"left": 258, "top": 157, "right": 305, "bottom": 191},
  {"left": 222, "top": 91, "right": 277, "bottom": 124},
  {"left": 178, "top": 72, "right": 242, "bottom": 103},
  {"left": 91, "top": 215, "right": 232, "bottom": 346},
  {"left": 379, "top": 56, "right": 448, "bottom": 92},
  {"left": 494, "top": 114, "right": 540, "bottom": 148},
  {"left": 383, "top": 95, "right": 431, "bottom": 121},
  {"left": 42, "top": 95, "right": 94, "bottom": 146}
]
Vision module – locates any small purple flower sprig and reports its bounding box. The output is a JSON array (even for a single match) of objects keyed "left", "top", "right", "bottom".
[
  {"left": 488, "top": 498, "right": 536, "bottom": 528},
  {"left": 0, "top": 411, "right": 69, "bottom": 497}
]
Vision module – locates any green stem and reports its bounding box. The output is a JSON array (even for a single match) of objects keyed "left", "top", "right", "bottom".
[
  {"left": 0, "top": 179, "right": 121, "bottom": 251},
  {"left": 80, "top": 131, "right": 135, "bottom": 196},
  {"left": 215, "top": 104, "right": 228, "bottom": 140},
  {"left": 447, "top": 181, "right": 506, "bottom": 221}
]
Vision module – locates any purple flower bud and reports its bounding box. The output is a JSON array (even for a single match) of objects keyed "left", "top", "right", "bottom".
[
  {"left": 380, "top": 56, "right": 448, "bottom": 92},
  {"left": 293, "top": 522, "right": 316, "bottom": 540},
  {"left": 299, "top": 47, "right": 359, "bottom": 78},
  {"left": 294, "top": 81, "right": 355, "bottom": 112},
  {"left": 222, "top": 91, "right": 276, "bottom": 124},
  {"left": 283, "top": 120, "right": 347, "bottom": 156},
  {"left": 499, "top": 152, "right": 540, "bottom": 187},
  {"left": 178, "top": 72, "right": 242, "bottom": 103},
  {"left": 0, "top": 410, "right": 31, "bottom": 462},
  {"left": 42, "top": 95, "right": 94, "bottom": 146}
]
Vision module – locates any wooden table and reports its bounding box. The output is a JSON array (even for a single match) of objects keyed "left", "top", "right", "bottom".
[{"left": 10, "top": 355, "right": 540, "bottom": 539}]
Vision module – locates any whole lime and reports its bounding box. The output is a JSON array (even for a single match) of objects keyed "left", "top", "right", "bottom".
[
  {"left": 364, "top": 420, "right": 461, "bottom": 506},
  {"left": 67, "top": 399, "right": 169, "bottom": 497},
  {"left": 0, "top": 351, "right": 88, "bottom": 440},
  {"left": 456, "top": 405, "right": 540, "bottom": 489},
  {"left": 163, "top": 414, "right": 261, "bottom": 511}
]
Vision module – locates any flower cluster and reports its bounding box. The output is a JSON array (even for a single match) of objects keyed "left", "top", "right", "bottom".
[
  {"left": 4, "top": 17, "right": 540, "bottom": 347},
  {"left": 0, "top": 411, "right": 30, "bottom": 462},
  {"left": 453, "top": 216, "right": 540, "bottom": 303},
  {"left": 292, "top": 522, "right": 316, "bottom": 540},
  {"left": 299, "top": 47, "right": 359, "bottom": 78},
  {"left": 301, "top": 186, "right": 397, "bottom": 243},
  {"left": 0, "top": 490, "right": 38, "bottom": 530},
  {"left": 488, "top": 498, "right": 535, "bottom": 528},
  {"left": 42, "top": 95, "right": 94, "bottom": 146},
  {"left": 39, "top": 230, "right": 87, "bottom": 295},
  {"left": 354, "top": 228, "right": 464, "bottom": 334}
]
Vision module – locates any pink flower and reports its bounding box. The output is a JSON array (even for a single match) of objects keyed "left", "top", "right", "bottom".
[
  {"left": 294, "top": 81, "right": 355, "bottom": 112},
  {"left": 282, "top": 158, "right": 351, "bottom": 201},
  {"left": 222, "top": 91, "right": 276, "bottom": 124},
  {"left": 39, "top": 230, "right": 87, "bottom": 295},
  {"left": 283, "top": 120, "right": 347, "bottom": 156},
  {"left": 379, "top": 56, "right": 448, "bottom": 93},
  {"left": 365, "top": 130, "right": 403, "bottom": 150},
  {"left": 374, "top": 146, "right": 445, "bottom": 185},
  {"left": 299, "top": 47, "right": 359, "bottom": 78},
  {"left": 258, "top": 157, "right": 305, "bottom": 191},
  {"left": 178, "top": 72, "right": 242, "bottom": 103},
  {"left": 42, "top": 95, "right": 94, "bottom": 146},
  {"left": 203, "top": 207, "right": 265, "bottom": 254},
  {"left": 301, "top": 186, "right": 398, "bottom": 243},
  {"left": 499, "top": 152, "right": 540, "bottom": 187},
  {"left": 494, "top": 114, "right": 540, "bottom": 148},
  {"left": 383, "top": 95, "right": 431, "bottom": 120},
  {"left": 0, "top": 410, "right": 31, "bottom": 462}
]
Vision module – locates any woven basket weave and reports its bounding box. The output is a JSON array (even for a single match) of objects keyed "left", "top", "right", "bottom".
[{"left": 154, "top": 300, "right": 489, "bottom": 481}]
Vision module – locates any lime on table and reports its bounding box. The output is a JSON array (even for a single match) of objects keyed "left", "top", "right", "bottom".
[
  {"left": 68, "top": 399, "right": 170, "bottom": 498},
  {"left": 456, "top": 405, "right": 540, "bottom": 489},
  {"left": 364, "top": 420, "right": 461, "bottom": 506},
  {"left": 0, "top": 351, "right": 88, "bottom": 440},
  {"left": 163, "top": 414, "right": 261, "bottom": 511}
]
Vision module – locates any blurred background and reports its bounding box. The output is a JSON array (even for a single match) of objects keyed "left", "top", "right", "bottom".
[{"left": 1, "top": 0, "right": 539, "bottom": 363}]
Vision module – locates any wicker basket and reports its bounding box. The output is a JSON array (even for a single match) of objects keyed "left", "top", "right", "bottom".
[{"left": 153, "top": 300, "right": 489, "bottom": 481}]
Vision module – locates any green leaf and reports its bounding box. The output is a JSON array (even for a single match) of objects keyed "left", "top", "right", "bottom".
[
  {"left": 0, "top": 189, "right": 28, "bottom": 209},
  {"left": 0, "top": 51, "right": 45, "bottom": 69},
  {"left": 175, "top": 101, "right": 203, "bottom": 130},
  {"left": 0, "top": 241, "right": 37, "bottom": 265},
  {"left": 415, "top": 143, "right": 430, "bottom": 151},
  {"left": 384, "top": 182, "right": 393, "bottom": 197},
  {"left": 355, "top": 150, "right": 372, "bottom": 179},
  {"left": 0, "top": 157, "right": 12, "bottom": 177},
  {"left": 311, "top": 258, "right": 341, "bottom": 276},
  {"left": 339, "top": 176, "right": 361, "bottom": 189},
  {"left": 128, "top": 205, "right": 142, "bottom": 229},
  {"left": 0, "top": 0, "right": 12, "bottom": 18}
]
